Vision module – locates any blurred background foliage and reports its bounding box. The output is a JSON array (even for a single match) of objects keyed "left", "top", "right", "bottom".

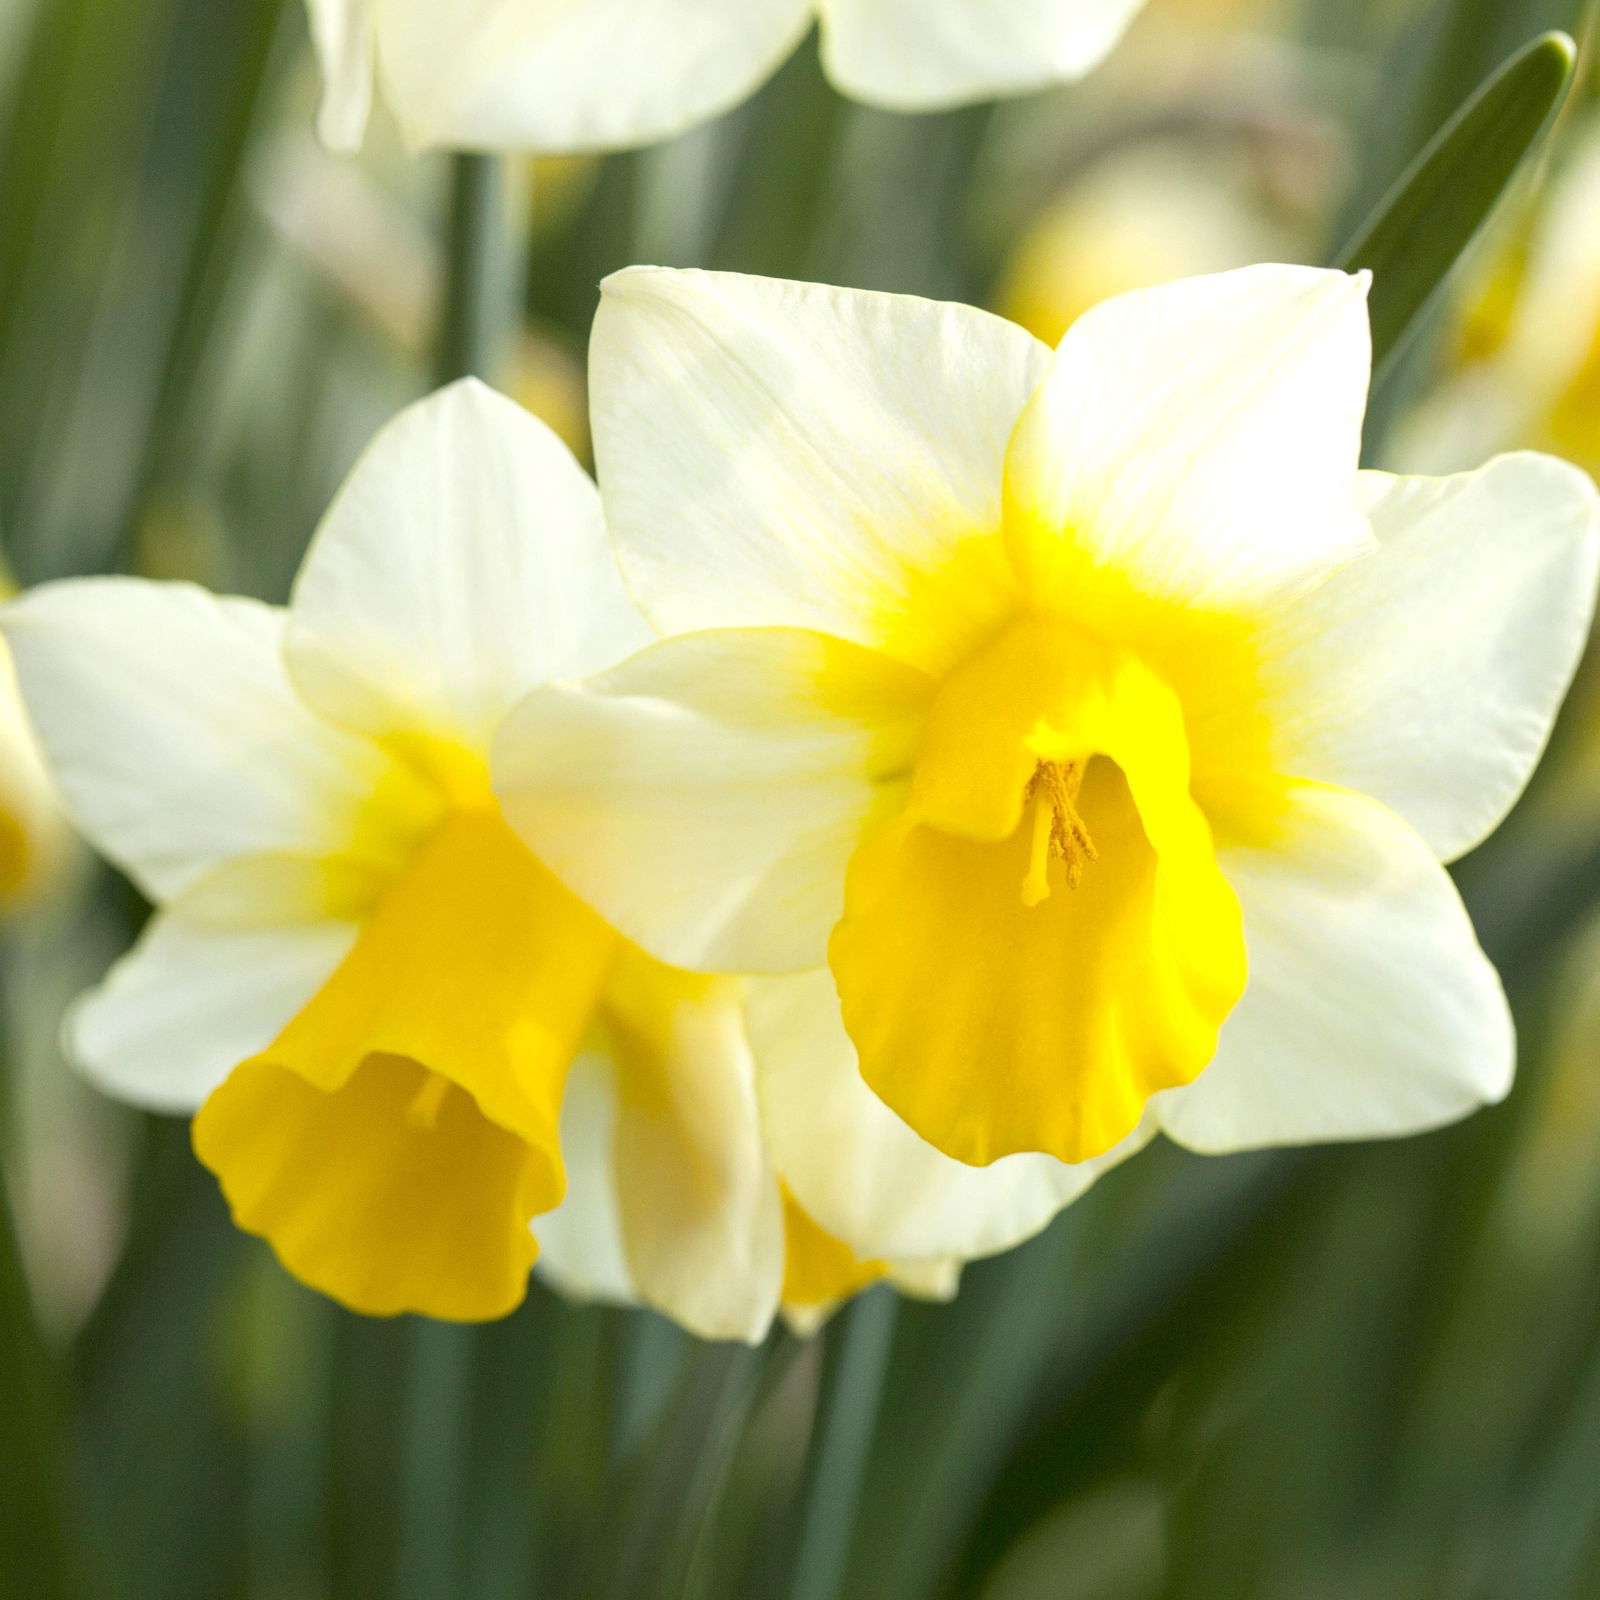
[{"left": 4, "top": 0, "right": 1600, "bottom": 1597}]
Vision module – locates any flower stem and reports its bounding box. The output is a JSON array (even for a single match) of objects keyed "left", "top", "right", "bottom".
[
  {"left": 0, "top": 1135, "right": 81, "bottom": 1599},
  {"left": 788, "top": 1286, "right": 900, "bottom": 1600},
  {"left": 435, "top": 152, "right": 520, "bottom": 387},
  {"left": 395, "top": 1321, "right": 474, "bottom": 1600},
  {"left": 393, "top": 146, "right": 528, "bottom": 1600}
]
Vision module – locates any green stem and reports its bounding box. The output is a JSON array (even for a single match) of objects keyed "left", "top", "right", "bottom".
[
  {"left": 435, "top": 153, "right": 519, "bottom": 387},
  {"left": 391, "top": 145, "right": 527, "bottom": 1600},
  {"left": 0, "top": 1145, "right": 82, "bottom": 1599},
  {"left": 395, "top": 1321, "right": 475, "bottom": 1600},
  {"left": 117, "top": 0, "right": 291, "bottom": 573},
  {"left": 788, "top": 1287, "right": 900, "bottom": 1600}
]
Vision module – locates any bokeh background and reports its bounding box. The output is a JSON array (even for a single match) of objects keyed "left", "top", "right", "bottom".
[{"left": 4, "top": 0, "right": 1600, "bottom": 1597}]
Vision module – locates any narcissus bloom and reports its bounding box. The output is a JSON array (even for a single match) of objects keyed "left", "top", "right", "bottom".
[
  {"left": 500, "top": 265, "right": 1600, "bottom": 1177},
  {"left": 306, "top": 0, "right": 1147, "bottom": 154},
  {"left": 6, "top": 380, "right": 1110, "bottom": 1336},
  {"left": 5, "top": 382, "right": 655, "bottom": 1325}
]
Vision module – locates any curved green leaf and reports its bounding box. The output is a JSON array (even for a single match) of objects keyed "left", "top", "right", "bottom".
[
  {"left": 1332, "top": 29, "right": 1576, "bottom": 373},
  {"left": 0, "top": 1154, "right": 82, "bottom": 1600}
]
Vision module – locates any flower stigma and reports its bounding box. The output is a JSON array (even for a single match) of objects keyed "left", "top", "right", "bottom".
[
  {"left": 404, "top": 1069, "right": 454, "bottom": 1132},
  {"left": 1021, "top": 758, "right": 1097, "bottom": 906}
]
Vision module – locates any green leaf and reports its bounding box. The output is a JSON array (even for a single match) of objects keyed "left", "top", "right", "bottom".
[
  {"left": 1332, "top": 29, "right": 1576, "bottom": 374},
  {"left": 0, "top": 1153, "right": 83, "bottom": 1600}
]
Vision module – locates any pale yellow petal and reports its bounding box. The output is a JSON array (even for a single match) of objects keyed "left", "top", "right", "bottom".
[
  {"left": 376, "top": 0, "right": 811, "bottom": 154},
  {"left": 604, "top": 951, "right": 785, "bottom": 1343},
  {"left": 1004, "top": 266, "right": 1374, "bottom": 619},
  {"left": 590, "top": 267, "right": 1049, "bottom": 675},
  {"left": 820, "top": 0, "right": 1145, "bottom": 110},
  {"left": 496, "top": 627, "right": 929, "bottom": 975}
]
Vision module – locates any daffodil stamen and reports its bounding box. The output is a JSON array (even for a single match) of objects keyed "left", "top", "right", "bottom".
[
  {"left": 1021, "top": 759, "right": 1096, "bottom": 905},
  {"left": 405, "top": 1070, "right": 452, "bottom": 1132}
]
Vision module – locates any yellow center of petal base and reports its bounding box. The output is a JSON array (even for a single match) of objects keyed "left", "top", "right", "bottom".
[
  {"left": 780, "top": 1184, "right": 886, "bottom": 1311},
  {"left": 0, "top": 802, "right": 33, "bottom": 906},
  {"left": 831, "top": 616, "right": 1247, "bottom": 1168},
  {"left": 192, "top": 808, "right": 617, "bottom": 1321}
]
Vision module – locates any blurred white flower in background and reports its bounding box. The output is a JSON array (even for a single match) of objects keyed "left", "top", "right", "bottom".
[{"left": 304, "top": 0, "right": 1150, "bottom": 155}]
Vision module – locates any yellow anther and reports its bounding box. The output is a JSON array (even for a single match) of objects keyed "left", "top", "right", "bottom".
[
  {"left": 1020, "top": 760, "right": 1098, "bottom": 907},
  {"left": 1022, "top": 790, "right": 1055, "bottom": 907},
  {"left": 404, "top": 1070, "right": 453, "bottom": 1132}
]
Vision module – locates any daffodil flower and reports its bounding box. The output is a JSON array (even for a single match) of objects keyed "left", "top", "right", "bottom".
[
  {"left": 0, "top": 382, "right": 757, "bottom": 1335},
  {"left": 9, "top": 379, "right": 1114, "bottom": 1335},
  {"left": 498, "top": 265, "right": 1600, "bottom": 1183},
  {"left": 305, "top": 0, "right": 1147, "bottom": 155}
]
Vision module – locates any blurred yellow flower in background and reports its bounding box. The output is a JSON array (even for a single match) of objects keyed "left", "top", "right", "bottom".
[
  {"left": 994, "top": 142, "right": 1301, "bottom": 347},
  {"left": 502, "top": 264, "right": 1599, "bottom": 1182},
  {"left": 0, "top": 638, "right": 69, "bottom": 916},
  {"left": 304, "top": 0, "right": 1151, "bottom": 155},
  {"left": 1401, "top": 114, "right": 1600, "bottom": 479}
]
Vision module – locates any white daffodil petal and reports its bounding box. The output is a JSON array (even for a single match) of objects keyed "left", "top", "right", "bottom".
[
  {"left": 604, "top": 961, "right": 784, "bottom": 1344},
  {"left": 591, "top": 268, "right": 1051, "bottom": 674},
  {"left": 496, "top": 628, "right": 929, "bottom": 974},
  {"left": 375, "top": 0, "right": 811, "bottom": 154},
  {"left": 288, "top": 380, "right": 649, "bottom": 751},
  {"left": 1005, "top": 265, "right": 1375, "bottom": 614},
  {"left": 2, "top": 580, "right": 388, "bottom": 901},
  {"left": 305, "top": 0, "right": 374, "bottom": 151},
  {"left": 70, "top": 914, "right": 355, "bottom": 1115},
  {"left": 1260, "top": 454, "right": 1600, "bottom": 863},
  {"left": 1154, "top": 784, "right": 1513, "bottom": 1152},
  {"left": 749, "top": 969, "right": 1152, "bottom": 1263},
  {"left": 820, "top": 0, "right": 1145, "bottom": 110},
  {"left": 535, "top": 1045, "right": 638, "bottom": 1307},
  {"left": 887, "top": 1258, "right": 962, "bottom": 1302}
]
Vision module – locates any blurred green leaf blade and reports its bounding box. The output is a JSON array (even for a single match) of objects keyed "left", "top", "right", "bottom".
[
  {"left": 0, "top": 1158, "right": 85, "bottom": 1600},
  {"left": 1333, "top": 29, "right": 1576, "bottom": 373}
]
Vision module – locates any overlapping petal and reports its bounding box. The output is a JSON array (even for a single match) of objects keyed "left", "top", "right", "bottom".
[
  {"left": 1004, "top": 266, "right": 1375, "bottom": 618},
  {"left": 590, "top": 269, "right": 1050, "bottom": 674},
  {"left": 287, "top": 380, "right": 648, "bottom": 751},
  {"left": 1154, "top": 784, "right": 1513, "bottom": 1151},
  {"left": 496, "top": 627, "right": 930, "bottom": 974},
  {"left": 70, "top": 915, "right": 356, "bottom": 1115},
  {"left": 375, "top": 0, "right": 811, "bottom": 154},
  {"left": 1254, "top": 455, "right": 1600, "bottom": 862},
  {"left": 602, "top": 953, "right": 785, "bottom": 1343},
  {"left": 534, "top": 1046, "right": 638, "bottom": 1308},
  {"left": 533, "top": 970, "right": 789, "bottom": 1343},
  {"left": 304, "top": 0, "right": 375, "bottom": 151},
  {"left": 749, "top": 969, "right": 1151, "bottom": 1264},
  {"left": 820, "top": 0, "right": 1146, "bottom": 110},
  {"left": 2, "top": 579, "right": 390, "bottom": 901}
]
